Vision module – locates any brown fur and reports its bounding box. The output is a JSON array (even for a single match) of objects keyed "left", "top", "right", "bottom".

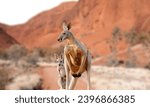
[
  {"left": 58, "top": 22, "right": 91, "bottom": 90},
  {"left": 65, "top": 45, "right": 88, "bottom": 75}
]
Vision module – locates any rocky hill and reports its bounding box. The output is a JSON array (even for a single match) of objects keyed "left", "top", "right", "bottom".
[
  {"left": 0, "top": 24, "right": 19, "bottom": 48},
  {"left": 1, "top": 0, "right": 150, "bottom": 56}
]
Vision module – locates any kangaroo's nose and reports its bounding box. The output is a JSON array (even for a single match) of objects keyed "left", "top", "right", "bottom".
[{"left": 58, "top": 38, "right": 61, "bottom": 42}]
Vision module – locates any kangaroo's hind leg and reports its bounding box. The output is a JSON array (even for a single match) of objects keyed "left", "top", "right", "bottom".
[
  {"left": 86, "top": 69, "right": 90, "bottom": 90},
  {"left": 69, "top": 76, "right": 78, "bottom": 90}
]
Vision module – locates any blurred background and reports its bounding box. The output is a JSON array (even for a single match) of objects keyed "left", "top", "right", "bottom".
[{"left": 0, "top": 0, "right": 150, "bottom": 90}]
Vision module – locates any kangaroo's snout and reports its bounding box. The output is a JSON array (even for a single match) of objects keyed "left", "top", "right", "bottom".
[{"left": 57, "top": 38, "right": 62, "bottom": 42}]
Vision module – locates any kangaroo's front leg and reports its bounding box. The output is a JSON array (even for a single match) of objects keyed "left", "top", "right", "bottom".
[
  {"left": 77, "top": 54, "right": 86, "bottom": 75},
  {"left": 86, "top": 70, "right": 90, "bottom": 90},
  {"left": 64, "top": 48, "right": 74, "bottom": 89},
  {"left": 86, "top": 52, "right": 91, "bottom": 90}
]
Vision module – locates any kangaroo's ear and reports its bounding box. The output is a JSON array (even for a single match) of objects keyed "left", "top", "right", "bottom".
[
  {"left": 63, "top": 22, "right": 68, "bottom": 31},
  {"left": 62, "top": 21, "right": 71, "bottom": 30},
  {"left": 67, "top": 23, "right": 71, "bottom": 30}
]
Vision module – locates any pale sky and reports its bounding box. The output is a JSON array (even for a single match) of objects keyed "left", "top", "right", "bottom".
[{"left": 0, "top": 0, "right": 77, "bottom": 25}]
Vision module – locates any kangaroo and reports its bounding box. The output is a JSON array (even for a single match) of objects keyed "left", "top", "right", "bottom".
[
  {"left": 56, "top": 55, "right": 66, "bottom": 89},
  {"left": 57, "top": 22, "right": 92, "bottom": 90}
]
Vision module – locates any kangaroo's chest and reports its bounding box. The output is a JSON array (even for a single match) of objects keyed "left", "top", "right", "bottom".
[
  {"left": 67, "top": 45, "right": 83, "bottom": 66},
  {"left": 65, "top": 45, "right": 84, "bottom": 73}
]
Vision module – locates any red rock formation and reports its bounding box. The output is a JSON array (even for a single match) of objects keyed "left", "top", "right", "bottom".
[
  {"left": 4, "top": 2, "right": 77, "bottom": 48},
  {"left": 0, "top": 24, "right": 19, "bottom": 48},
  {"left": 1, "top": 0, "right": 150, "bottom": 56}
]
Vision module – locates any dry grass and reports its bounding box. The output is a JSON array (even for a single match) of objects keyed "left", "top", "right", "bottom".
[
  {"left": 5, "top": 73, "right": 42, "bottom": 90},
  {"left": 0, "top": 44, "right": 54, "bottom": 90},
  {"left": 0, "top": 68, "right": 10, "bottom": 90},
  {"left": 91, "top": 66, "right": 150, "bottom": 89}
]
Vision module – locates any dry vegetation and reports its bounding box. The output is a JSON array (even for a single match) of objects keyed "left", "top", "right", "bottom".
[
  {"left": 106, "top": 27, "right": 150, "bottom": 69},
  {"left": 91, "top": 66, "right": 150, "bottom": 89},
  {"left": 0, "top": 68, "right": 10, "bottom": 89},
  {"left": 5, "top": 73, "right": 42, "bottom": 90},
  {"left": 0, "top": 44, "right": 63, "bottom": 90}
]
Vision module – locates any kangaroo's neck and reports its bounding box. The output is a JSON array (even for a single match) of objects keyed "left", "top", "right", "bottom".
[{"left": 67, "top": 35, "right": 78, "bottom": 45}]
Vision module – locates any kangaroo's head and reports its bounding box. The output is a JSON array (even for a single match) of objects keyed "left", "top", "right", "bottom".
[{"left": 58, "top": 22, "right": 73, "bottom": 42}]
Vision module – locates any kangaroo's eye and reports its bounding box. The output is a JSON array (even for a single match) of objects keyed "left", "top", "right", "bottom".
[{"left": 63, "top": 32, "right": 66, "bottom": 35}]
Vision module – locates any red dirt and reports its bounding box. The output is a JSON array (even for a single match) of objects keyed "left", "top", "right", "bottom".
[{"left": 38, "top": 66, "right": 87, "bottom": 90}]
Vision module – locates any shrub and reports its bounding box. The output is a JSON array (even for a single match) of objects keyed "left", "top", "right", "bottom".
[
  {"left": 125, "top": 60, "right": 136, "bottom": 68},
  {"left": 145, "top": 62, "right": 150, "bottom": 70},
  {"left": 124, "top": 29, "right": 138, "bottom": 46},
  {"left": 5, "top": 73, "right": 42, "bottom": 90},
  {"left": 112, "top": 27, "right": 122, "bottom": 41},
  {"left": 43, "top": 45, "right": 64, "bottom": 62},
  {"left": 6, "top": 44, "right": 27, "bottom": 61},
  {"left": 24, "top": 54, "right": 38, "bottom": 67},
  {"left": 0, "top": 48, "right": 7, "bottom": 59},
  {"left": 138, "top": 32, "right": 150, "bottom": 47},
  {"left": 31, "top": 48, "right": 45, "bottom": 58},
  {"left": 0, "top": 68, "right": 10, "bottom": 90},
  {"left": 109, "top": 27, "right": 150, "bottom": 68},
  {"left": 106, "top": 55, "right": 119, "bottom": 67}
]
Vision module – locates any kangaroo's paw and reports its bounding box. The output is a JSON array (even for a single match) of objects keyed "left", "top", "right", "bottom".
[{"left": 72, "top": 73, "right": 81, "bottom": 78}]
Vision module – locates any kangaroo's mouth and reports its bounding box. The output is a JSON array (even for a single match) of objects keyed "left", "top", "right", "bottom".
[{"left": 58, "top": 38, "right": 62, "bottom": 42}]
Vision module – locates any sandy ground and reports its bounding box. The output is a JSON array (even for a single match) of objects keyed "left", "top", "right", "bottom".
[
  {"left": 91, "top": 66, "right": 150, "bottom": 90},
  {"left": 38, "top": 65, "right": 150, "bottom": 90},
  {"left": 38, "top": 67, "right": 88, "bottom": 90}
]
